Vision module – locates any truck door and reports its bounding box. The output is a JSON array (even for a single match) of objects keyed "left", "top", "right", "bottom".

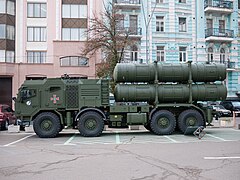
[{"left": 44, "top": 85, "right": 64, "bottom": 108}]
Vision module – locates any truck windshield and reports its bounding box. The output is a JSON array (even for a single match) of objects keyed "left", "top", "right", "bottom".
[{"left": 21, "top": 89, "right": 36, "bottom": 100}]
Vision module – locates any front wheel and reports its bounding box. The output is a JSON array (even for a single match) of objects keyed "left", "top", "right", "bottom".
[
  {"left": 33, "top": 112, "right": 61, "bottom": 138},
  {"left": 150, "top": 110, "right": 176, "bottom": 135},
  {"left": 78, "top": 111, "right": 104, "bottom": 137},
  {"left": 178, "top": 109, "right": 204, "bottom": 133}
]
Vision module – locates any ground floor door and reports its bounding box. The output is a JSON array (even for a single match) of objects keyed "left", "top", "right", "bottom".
[{"left": 0, "top": 77, "right": 12, "bottom": 106}]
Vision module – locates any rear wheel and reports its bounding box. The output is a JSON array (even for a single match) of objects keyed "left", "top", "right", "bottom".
[
  {"left": 33, "top": 112, "right": 61, "bottom": 138},
  {"left": 150, "top": 110, "right": 176, "bottom": 135},
  {"left": 78, "top": 111, "right": 104, "bottom": 137},
  {"left": 178, "top": 109, "right": 204, "bottom": 133}
]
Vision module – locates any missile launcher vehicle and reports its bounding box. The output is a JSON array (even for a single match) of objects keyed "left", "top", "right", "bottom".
[{"left": 14, "top": 62, "right": 227, "bottom": 138}]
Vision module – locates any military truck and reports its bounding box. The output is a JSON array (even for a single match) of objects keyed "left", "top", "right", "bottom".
[{"left": 14, "top": 62, "right": 227, "bottom": 138}]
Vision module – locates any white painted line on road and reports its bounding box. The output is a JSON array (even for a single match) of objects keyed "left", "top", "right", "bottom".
[
  {"left": 163, "top": 136, "right": 178, "bottom": 143},
  {"left": 115, "top": 132, "right": 120, "bottom": 144},
  {"left": 63, "top": 132, "right": 77, "bottom": 145},
  {"left": 204, "top": 157, "right": 240, "bottom": 160},
  {"left": 206, "top": 134, "right": 227, "bottom": 141},
  {"left": 3, "top": 134, "right": 35, "bottom": 147}
]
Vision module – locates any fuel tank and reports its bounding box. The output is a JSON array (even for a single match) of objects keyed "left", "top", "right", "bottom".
[
  {"left": 113, "top": 63, "right": 226, "bottom": 83},
  {"left": 114, "top": 84, "right": 227, "bottom": 103}
]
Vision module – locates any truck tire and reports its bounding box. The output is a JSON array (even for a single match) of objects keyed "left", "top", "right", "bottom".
[
  {"left": 150, "top": 110, "right": 176, "bottom": 135},
  {"left": 33, "top": 112, "right": 61, "bottom": 138},
  {"left": 178, "top": 109, "right": 204, "bottom": 133},
  {"left": 78, "top": 111, "right": 104, "bottom": 137}
]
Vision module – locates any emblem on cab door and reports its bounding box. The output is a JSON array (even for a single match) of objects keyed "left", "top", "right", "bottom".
[{"left": 50, "top": 95, "right": 60, "bottom": 104}]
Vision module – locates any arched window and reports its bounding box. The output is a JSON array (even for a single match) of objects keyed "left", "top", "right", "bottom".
[
  {"left": 207, "top": 47, "right": 213, "bottom": 63},
  {"left": 60, "top": 56, "right": 88, "bottom": 66},
  {"left": 220, "top": 48, "right": 226, "bottom": 64}
]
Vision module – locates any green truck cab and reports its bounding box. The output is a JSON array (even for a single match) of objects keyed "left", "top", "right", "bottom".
[{"left": 14, "top": 62, "right": 227, "bottom": 138}]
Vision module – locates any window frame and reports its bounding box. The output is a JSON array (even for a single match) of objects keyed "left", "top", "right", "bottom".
[
  {"left": 179, "top": 47, "right": 187, "bottom": 62},
  {"left": 156, "top": 16, "right": 164, "bottom": 32},
  {"left": 27, "top": 3, "right": 47, "bottom": 18},
  {"left": 156, "top": 46, "right": 165, "bottom": 62},
  {"left": 60, "top": 56, "right": 89, "bottom": 67},
  {"left": 179, "top": 17, "right": 187, "bottom": 32},
  {"left": 27, "top": 27, "right": 47, "bottom": 42},
  {"left": 27, "top": 51, "right": 47, "bottom": 63}
]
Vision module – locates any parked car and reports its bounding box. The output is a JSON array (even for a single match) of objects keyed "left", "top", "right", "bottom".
[
  {"left": 212, "top": 105, "right": 232, "bottom": 117},
  {"left": 0, "top": 104, "right": 17, "bottom": 130},
  {"left": 220, "top": 101, "right": 240, "bottom": 116}
]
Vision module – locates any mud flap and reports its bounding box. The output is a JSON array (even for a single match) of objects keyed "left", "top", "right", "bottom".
[{"left": 184, "top": 126, "right": 199, "bottom": 135}]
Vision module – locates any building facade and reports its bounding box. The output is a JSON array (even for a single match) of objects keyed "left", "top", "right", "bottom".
[
  {"left": 0, "top": 0, "right": 15, "bottom": 106},
  {"left": 0, "top": 0, "right": 104, "bottom": 106}
]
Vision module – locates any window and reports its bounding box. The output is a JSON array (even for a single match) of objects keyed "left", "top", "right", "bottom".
[
  {"left": 0, "top": 50, "right": 5, "bottom": 62},
  {"left": 219, "top": 20, "right": 225, "bottom": 33},
  {"left": 6, "top": 51, "right": 14, "bottom": 63},
  {"left": 60, "top": 56, "right": 89, "bottom": 66},
  {"left": 7, "top": 0, "right": 14, "bottom": 15},
  {"left": 7, "top": 25, "right": 14, "bottom": 40},
  {"left": 156, "top": 16, "right": 164, "bottom": 32},
  {"left": 207, "top": 19, "right": 213, "bottom": 29},
  {"left": 0, "top": 24, "right": 5, "bottom": 39},
  {"left": 62, "top": 4, "right": 87, "bottom": 18},
  {"left": 179, "top": 0, "right": 186, "bottom": 3},
  {"left": 27, "top": 27, "right": 46, "bottom": 42},
  {"left": 157, "top": 46, "right": 164, "bottom": 62},
  {"left": 179, "top": 47, "right": 187, "bottom": 62},
  {"left": 27, "top": 51, "right": 46, "bottom": 63},
  {"left": 62, "top": 28, "right": 87, "bottom": 41},
  {"left": 130, "top": 45, "right": 138, "bottom": 62},
  {"left": 130, "top": 15, "right": 138, "bottom": 34},
  {"left": 220, "top": 48, "right": 226, "bottom": 64},
  {"left": 156, "top": 0, "right": 163, "bottom": 3},
  {"left": 27, "top": 3, "right": 47, "bottom": 18},
  {"left": 116, "top": 14, "right": 124, "bottom": 30},
  {"left": 179, "top": 18, "right": 186, "bottom": 32},
  {"left": 0, "top": 0, "right": 6, "bottom": 13},
  {"left": 207, "top": 47, "right": 213, "bottom": 63},
  {"left": 0, "top": 50, "right": 14, "bottom": 63},
  {"left": 238, "top": 22, "right": 240, "bottom": 37}
]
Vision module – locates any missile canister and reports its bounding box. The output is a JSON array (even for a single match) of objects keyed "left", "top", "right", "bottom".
[
  {"left": 114, "top": 84, "right": 227, "bottom": 103},
  {"left": 113, "top": 63, "right": 226, "bottom": 83}
]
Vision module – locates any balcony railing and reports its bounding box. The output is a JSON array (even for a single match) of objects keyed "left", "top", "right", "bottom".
[
  {"left": 114, "top": 0, "right": 141, "bottom": 5},
  {"left": 205, "top": 28, "right": 234, "bottom": 38},
  {"left": 117, "top": 27, "right": 142, "bottom": 36},
  {"left": 204, "top": 0, "right": 233, "bottom": 9},
  {"left": 113, "top": 0, "right": 141, "bottom": 9}
]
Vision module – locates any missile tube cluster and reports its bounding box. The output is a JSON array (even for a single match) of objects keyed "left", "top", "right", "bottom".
[{"left": 113, "top": 62, "right": 227, "bottom": 104}]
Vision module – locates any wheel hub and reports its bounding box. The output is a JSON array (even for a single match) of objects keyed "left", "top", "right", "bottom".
[
  {"left": 187, "top": 117, "right": 196, "bottom": 126},
  {"left": 85, "top": 119, "right": 97, "bottom": 130},
  {"left": 158, "top": 117, "right": 169, "bottom": 128},
  {"left": 41, "top": 119, "right": 52, "bottom": 130}
]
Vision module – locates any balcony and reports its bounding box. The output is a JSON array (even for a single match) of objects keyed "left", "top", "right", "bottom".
[
  {"left": 204, "top": 0, "right": 233, "bottom": 14},
  {"left": 117, "top": 27, "right": 142, "bottom": 38},
  {"left": 205, "top": 28, "right": 234, "bottom": 42},
  {"left": 113, "top": 0, "right": 141, "bottom": 10}
]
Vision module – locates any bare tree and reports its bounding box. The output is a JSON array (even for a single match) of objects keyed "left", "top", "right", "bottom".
[{"left": 82, "top": 2, "right": 138, "bottom": 79}]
